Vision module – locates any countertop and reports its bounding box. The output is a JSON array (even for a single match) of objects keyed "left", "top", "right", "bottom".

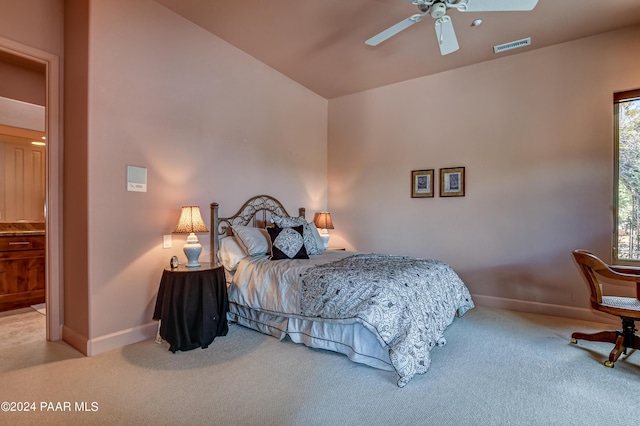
[
  {"left": 0, "top": 231, "right": 45, "bottom": 237},
  {"left": 0, "top": 223, "right": 45, "bottom": 237}
]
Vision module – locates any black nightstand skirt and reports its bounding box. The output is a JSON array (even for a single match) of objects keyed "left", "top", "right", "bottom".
[{"left": 153, "top": 267, "right": 229, "bottom": 352}]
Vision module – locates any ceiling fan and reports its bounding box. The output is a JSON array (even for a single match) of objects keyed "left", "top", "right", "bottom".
[{"left": 365, "top": 0, "right": 539, "bottom": 55}]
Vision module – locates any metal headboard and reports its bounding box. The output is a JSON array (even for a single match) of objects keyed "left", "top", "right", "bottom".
[{"left": 210, "top": 195, "right": 305, "bottom": 265}]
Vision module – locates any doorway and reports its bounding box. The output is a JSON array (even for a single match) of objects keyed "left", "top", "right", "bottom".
[{"left": 0, "top": 36, "right": 61, "bottom": 341}]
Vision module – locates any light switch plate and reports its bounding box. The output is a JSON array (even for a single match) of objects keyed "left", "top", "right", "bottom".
[{"left": 163, "top": 235, "right": 172, "bottom": 249}]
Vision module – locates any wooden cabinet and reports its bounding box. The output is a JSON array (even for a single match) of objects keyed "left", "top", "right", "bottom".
[{"left": 0, "top": 234, "right": 45, "bottom": 311}]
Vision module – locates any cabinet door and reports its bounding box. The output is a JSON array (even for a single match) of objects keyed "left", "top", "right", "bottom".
[
  {"left": 0, "top": 249, "right": 45, "bottom": 310},
  {"left": 2, "top": 142, "right": 45, "bottom": 222}
]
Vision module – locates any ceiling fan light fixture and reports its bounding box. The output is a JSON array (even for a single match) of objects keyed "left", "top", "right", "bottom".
[{"left": 430, "top": 3, "right": 447, "bottom": 19}]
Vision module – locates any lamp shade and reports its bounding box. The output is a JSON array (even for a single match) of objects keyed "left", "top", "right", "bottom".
[
  {"left": 313, "top": 212, "right": 334, "bottom": 230},
  {"left": 173, "top": 206, "right": 208, "bottom": 234}
]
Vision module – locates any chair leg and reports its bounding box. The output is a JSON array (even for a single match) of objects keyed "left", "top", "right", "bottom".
[
  {"left": 571, "top": 330, "right": 619, "bottom": 345},
  {"left": 572, "top": 318, "right": 640, "bottom": 368},
  {"left": 606, "top": 335, "right": 627, "bottom": 368}
]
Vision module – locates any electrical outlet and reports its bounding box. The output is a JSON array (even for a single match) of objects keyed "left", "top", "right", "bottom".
[{"left": 163, "top": 235, "right": 172, "bottom": 249}]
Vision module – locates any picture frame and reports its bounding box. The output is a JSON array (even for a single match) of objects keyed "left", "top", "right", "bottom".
[
  {"left": 170, "top": 255, "right": 179, "bottom": 269},
  {"left": 411, "top": 169, "right": 434, "bottom": 198},
  {"left": 440, "top": 167, "right": 465, "bottom": 197}
]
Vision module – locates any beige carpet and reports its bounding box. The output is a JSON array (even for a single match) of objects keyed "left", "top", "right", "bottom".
[{"left": 0, "top": 307, "right": 638, "bottom": 425}]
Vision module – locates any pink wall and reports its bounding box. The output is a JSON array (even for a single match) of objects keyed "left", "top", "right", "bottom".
[
  {"left": 328, "top": 25, "right": 640, "bottom": 321},
  {"left": 0, "top": 0, "right": 64, "bottom": 57},
  {"left": 82, "top": 0, "right": 328, "bottom": 353},
  {"left": 0, "top": 60, "right": 46, "bottom": 105}
]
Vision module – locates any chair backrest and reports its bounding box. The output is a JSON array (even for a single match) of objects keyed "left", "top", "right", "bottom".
[
  {"left": 573, "top": 250, "right": 606, "bottom": 308},
  {"left": 572, "top": 250, "right": 605, "bottom": 309},
  {"left": 572, "top": 249, "right": 640, "bottom": 310}
]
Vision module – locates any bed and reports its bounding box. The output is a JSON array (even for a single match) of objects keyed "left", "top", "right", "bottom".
[{"left": 210, "top": 195, "right": 474, "bottom": 387}]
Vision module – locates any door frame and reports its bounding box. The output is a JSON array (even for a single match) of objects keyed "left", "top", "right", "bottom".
[{"left": 0, "top": 36, "right": 62, "bottom": 341}]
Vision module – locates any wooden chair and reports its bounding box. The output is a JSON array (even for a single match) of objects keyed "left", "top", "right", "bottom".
[{"left": 571, "top": 250, "right": 640, "bottom": 367}]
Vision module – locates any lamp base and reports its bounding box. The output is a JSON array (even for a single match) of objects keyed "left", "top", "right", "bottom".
[
  {"left": 319, "top": 229, "right": 330, "bottom": 250},
  {"left": 183, "top": 232, "right": 202, "bottom": 268}
]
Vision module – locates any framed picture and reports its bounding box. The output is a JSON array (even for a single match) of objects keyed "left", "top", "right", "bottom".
[
  {"left": 440, "top": 167, "right": 465, "bottom": 197},
  {"left": 411, "top": 169, "right": 434, "bottom": 198}
]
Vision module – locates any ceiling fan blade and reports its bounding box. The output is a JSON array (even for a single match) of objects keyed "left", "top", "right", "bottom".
[
  {"left": 365, "top": 13, "right": 427, "bottom": 46},
  {"left": 457, "top": 0, "right": 538, "bottom": 12},
  {"left": 434, "top": 16, "right": 459, "bottom": 55}
]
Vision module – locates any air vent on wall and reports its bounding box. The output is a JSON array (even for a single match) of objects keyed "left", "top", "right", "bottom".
[{"left": 493, "top": 37, "right": 531, "bottom": 54}]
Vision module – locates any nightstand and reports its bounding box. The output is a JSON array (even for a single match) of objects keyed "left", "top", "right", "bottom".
[{"left": 153, "top": 262, "right": 229, "bottom": 352}]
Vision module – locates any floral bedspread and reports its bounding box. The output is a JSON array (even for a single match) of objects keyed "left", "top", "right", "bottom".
[{"left": 300, "top": 253, "right": 474, "bottom": 387}]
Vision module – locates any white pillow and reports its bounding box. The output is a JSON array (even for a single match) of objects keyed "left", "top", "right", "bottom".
[
  {"left": 218, "top": 236, "right": 246, "bottom": 272},
  {"left": 232, "top": 225, "right": 271, "bottom": 256}
]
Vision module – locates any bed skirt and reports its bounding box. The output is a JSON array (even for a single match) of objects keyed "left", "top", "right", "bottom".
[{"left": 227, "top": 302, "right": 394, "bottom": 371}]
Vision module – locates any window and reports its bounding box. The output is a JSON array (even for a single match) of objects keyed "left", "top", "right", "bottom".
[{"left": 614, "top": 89, "right": 640, "bottom": 263}]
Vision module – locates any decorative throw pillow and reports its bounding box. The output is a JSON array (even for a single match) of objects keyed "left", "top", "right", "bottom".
[
  {"left": 271, "top": 214, "right": 305, "bottom": 228},
  {"left": 267, "top": 225, "right": 309, "bottom": 260},
  {"left": 271, "top": 215, "right": 322, "bottom": 255}
]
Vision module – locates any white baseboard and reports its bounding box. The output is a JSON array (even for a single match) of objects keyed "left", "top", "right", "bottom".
[
  {"left": 62, "top": 325, "right": 89, "bottom": 356},
  {"left": 87, "top": 322, "right": 158, "bottom": 356},
  {"left": 471, "top": 294, "right": 618, "bottom": 325},
  {"left": 62, "top": 322, "right": 158, "bottom": 356}
]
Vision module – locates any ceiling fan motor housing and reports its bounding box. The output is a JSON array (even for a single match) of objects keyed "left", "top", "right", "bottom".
[{"left": 430, "top": 2, "right": 447, "bottom": 19}]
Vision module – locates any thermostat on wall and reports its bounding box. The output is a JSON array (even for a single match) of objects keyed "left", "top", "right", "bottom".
[{"left": 127, "top": 165, "right": 147, "bottom": 192}]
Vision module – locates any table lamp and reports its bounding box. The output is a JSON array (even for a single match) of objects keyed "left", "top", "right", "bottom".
[
  {"left": 173, "top": 206, "right": 209, "bottom": 267},
  {"left": 313, "top": 212, "right": 334, "bottom": 249}
]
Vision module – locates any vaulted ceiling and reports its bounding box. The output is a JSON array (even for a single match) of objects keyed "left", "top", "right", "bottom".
[{"left": 155, "top": 0, "right": 640, "bottom": 99}]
